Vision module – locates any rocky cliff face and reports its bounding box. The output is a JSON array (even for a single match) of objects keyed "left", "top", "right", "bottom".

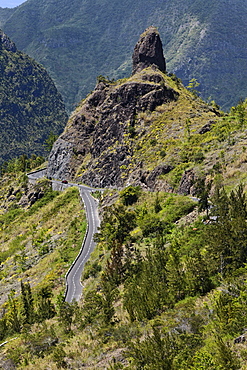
[
  {"left": 47, "top": 27, "right": 220, "bottom": 191},
  {"left": 47, "top": 28, "right": 179, "bottom": 189},
  {"left": 47, "top": 69, "right": 178, "bottom": 188},
  {"left": 132, "top": 26, "right": 166, "bottom": 75}
]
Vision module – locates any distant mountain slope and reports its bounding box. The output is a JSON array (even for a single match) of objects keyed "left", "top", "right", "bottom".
[
  {"left": 0, "top": 30, "right": 68, "bottom": 164},
  {"left": 0, "top": 7, "right": 14, "bottom": 28},
  {"left": 2, "top": 0, "right": 247, "bottom": 111}
]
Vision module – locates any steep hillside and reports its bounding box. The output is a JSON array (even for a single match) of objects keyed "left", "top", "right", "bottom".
[
  {"left": 0, "top": 30, "right": 68, "bottom": 164},
  {"left": 2, "top": 27, "right": 247, "bottom": 370},
  {"left": 2, "top": 157, "right": 247, "bottom": 368},
  {"left": 2, "top": 0, "right": 247, "bottom": 111},
  {"left": 47, "top": 27, "right": 223, "bottom": 192},
  {"left": 0, "top": 7, "right": 13, "bottom": 28}
]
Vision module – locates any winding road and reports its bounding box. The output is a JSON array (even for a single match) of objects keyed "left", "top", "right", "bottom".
[
  {"left": 65, "top": 186, "right": 100, "bottom": 302},
  {"left": 27, "top": 169, "right": 101, "bottom": 303}
]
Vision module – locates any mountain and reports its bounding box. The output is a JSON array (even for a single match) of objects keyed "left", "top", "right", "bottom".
[
  {"left": 0, "top": 7, "right": 14, "bottom": 28},
  {"left": 2, "top": 0, "right": 247, "bottom": 111},
  {"left": 0, "top": 29, "right": 68, "bottom": 164},
  {"left": 47, "top": 27, "right": 222, "bottom": 192},
  {"left": 1, "top": 27, "right": 247, "bottom": 369}
]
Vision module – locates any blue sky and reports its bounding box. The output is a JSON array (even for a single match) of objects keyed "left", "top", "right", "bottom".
[{"left": 0, "top": 0, "right": 26, "bottom": 7}]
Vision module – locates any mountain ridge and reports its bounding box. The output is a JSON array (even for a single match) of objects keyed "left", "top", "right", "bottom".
[
  {"left": 47, "top": 27, "right": 222, "bottom": 193},
  {"left": 2, "top": 0, "right": 247, "bottom": 111},
  {"left": 0, "top": 29, "right": 68, "bottom": 164}
]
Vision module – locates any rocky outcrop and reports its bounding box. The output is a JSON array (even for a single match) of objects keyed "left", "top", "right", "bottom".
[
  {"left": 0, "top": 30, "right": 16, "bottom": 52},
  {"left": 132, "top": 26, "right": 166, "bottom": 75},
  {"left": 47, "top": 28, "right": 178, "bottom": 190},
  {"left": 178, "top": 169, "right": 197, "bottom": 196},
  {"left": 198, "top": 120, "right": 215, "bottom": 134},
  {"left": 47, "top": 69, "right": 178, "bottom": 188}
]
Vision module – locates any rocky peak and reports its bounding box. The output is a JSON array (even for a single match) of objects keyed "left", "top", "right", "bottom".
[
  {"left": 132, "top": 26, "right": 166, "bottom": 75},
  {"left": 47, "top": 28, "right": 179, "bottom": 190},
  {"left": 0, "top": 29, "right": 16, "bottom": 52}
]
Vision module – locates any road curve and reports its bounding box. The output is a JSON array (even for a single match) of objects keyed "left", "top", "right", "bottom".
[
  {"left": 65, "top": 187, "right": 100, "bottom": 302},
  {"left": 27, "top": 169, "right": 101, "bottom": 303}
]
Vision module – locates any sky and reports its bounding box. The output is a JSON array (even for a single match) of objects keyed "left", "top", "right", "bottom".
[{"left": 0, "top": 0, "right": 26, "bottom": 7}]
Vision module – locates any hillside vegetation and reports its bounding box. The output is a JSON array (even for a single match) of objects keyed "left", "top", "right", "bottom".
[
  {"left": 47, "top": 63, "right": 247, "bottom": 196},
  {"left": 2, "top": 79, "right": 247, "bottom": 367},
  {"left": 1, "top": 164, "right": 247, "bottom": 368},
  {"left": 2, "top": 0, "right": 247, "bottom": 111},
  {"left": 0, "top": 29, "right": 68, "bottom": 165},
  {"left": 1, "top": 22, "right": 247, "bottom": 369}
]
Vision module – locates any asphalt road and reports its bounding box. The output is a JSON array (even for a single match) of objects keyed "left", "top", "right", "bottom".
[
  {"left": 65, "top": 187, "right": 100, "bottom": 302},
  {"left": 27, "top": 169, "right": 101, "bottom": 303}
]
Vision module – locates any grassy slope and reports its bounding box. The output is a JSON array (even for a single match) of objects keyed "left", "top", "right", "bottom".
[
  {"left": 3, "top": 184, "right": 247, "bottom": 369},
  {"left": 0, "top": 172, "right": 86, "bottom": 307},
  {"left": 71, "top": 69, "right": 247, "bottom": 193}
]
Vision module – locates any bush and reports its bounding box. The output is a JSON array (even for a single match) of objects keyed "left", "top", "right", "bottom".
[{"left": 119, "top": 185, "right": 141, "bottom": 206}]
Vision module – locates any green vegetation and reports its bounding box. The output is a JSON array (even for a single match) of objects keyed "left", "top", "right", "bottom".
[
  {"left": 3, "top": 0, "right": 247, "bottom": 111},
  {"left": 1, "top": 29, "right": 247, "bottom": 366},
  {"left": 2, "top": 177, "right": 247, "bottom": 369},
  {"left": 0, "top": 30, "right": 67, "bottom": 165},
  {"left": 0, "top": 160, "right": 87, "bottom": 356}
]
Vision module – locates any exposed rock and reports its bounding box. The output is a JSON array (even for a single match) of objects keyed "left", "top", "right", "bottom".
[
  {"left": 178, "top": 169, "right": 197, "bottom": 196},
  {"left": 198, "top": 120, "right": 215, "bottom": 134},
  {"left": 0, "top": 357, "right": 16, "bottom": 370},
  {"left": 132, "top": 26, "right": 166, "bottom": 75},
  {"left": 145, "top": 164, "right": 174, "bottom": 188},
  {"left": 0, "top": 29, "right": 17, "bottom": 52},
  {"left": 47, "top": 68, "right": 178, "bottom": 189},
  {"left": 234, "top": 334, "right": 246, "bottom": 344},
  {"left": 18, "top": 179, "right": 51, "bottom": 208},
  {"left": 47, "top": 139, "right": 74, "bottom": 180}
]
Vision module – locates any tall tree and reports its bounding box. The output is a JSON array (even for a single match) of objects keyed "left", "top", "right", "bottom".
[
  {"left": 206, "top": 184, "right": 247, "bottom": 276},
  {"left": 21, "top": 281, "right": 34, "bottom": 325}
]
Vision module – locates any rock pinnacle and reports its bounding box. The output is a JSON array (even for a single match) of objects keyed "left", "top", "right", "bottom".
[{"left": 132, "top": 26, "right": 166, "bottom": 75}]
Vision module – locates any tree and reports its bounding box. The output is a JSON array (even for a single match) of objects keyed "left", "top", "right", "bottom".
[
  {"left": 21, "top": 281, "right": 34, "bottom": 325},
  {"left": 128, "top": 327, "right": 177, "bottom": 370},
  {"left": 154, "top": 192, "right": 162, "bottom": 213},
  {"left": 6, "top": 290, "right": 21, "bottom": 333},
  {"left": 230, "top": 99, "right": 246, "bottom": 128},
  {"left": 166, "top": 245, "right": 185, "bottom": 303},
  {"left": 94, "top": 204, "right": 136, "bottom": 248},
  {"left": 187, "top": 78, "right": 200, "bottom": 97},
  {"left": 44, "top": 132, "right": 58, "bottom": 152},
  {"left": 123, "top": 248, "right": 168, "bottom": 321},
  {"left": 58, "top": 301, "right": 74, "bottom": 334},
  {"left": 119, "top": 185, "right": 141, "bottom": 206},
  {"left": 214, "top": 334, "right": 240, "bottom": 370},
  {"left": 104, "top": 244, "right": 124, "bottom": 285},
  {"left": 206, "top": 184, "right": 247, "bottom": 276},
  {"left": 196, "top": 177, "right": 212, "bottom": 217},
  {"left": 36, "top": 286, "right": 56, "bottom": 322},
  {"left": 100, "top": 278, "right": 118, "bottom": 326},
  {"left": 185, "top": 248, "right": 213, "bottom": 296}
]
